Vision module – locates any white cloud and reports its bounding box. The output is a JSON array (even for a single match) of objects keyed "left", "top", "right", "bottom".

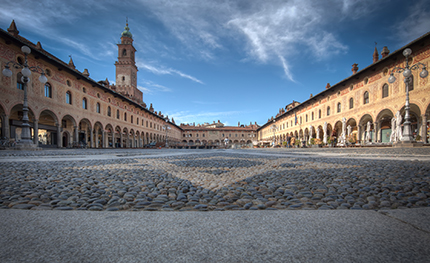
[
  {"left": 136, "top": 60, "right": 204, "bottom": 84},
  {"left": 138, "top": 81, "right": 172, "bottom": 94},
  {"left": 393, "top": 0, "right": 430, "bottom": 44}
]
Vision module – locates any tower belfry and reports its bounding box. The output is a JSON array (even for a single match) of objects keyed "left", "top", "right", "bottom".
[{"left": 115, "top": 20, "right": 142, "bottom": 101}]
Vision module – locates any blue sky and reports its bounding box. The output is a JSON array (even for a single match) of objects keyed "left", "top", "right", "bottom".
[{"left": 1, "top": 0, "right": 430, "bottom": 126}]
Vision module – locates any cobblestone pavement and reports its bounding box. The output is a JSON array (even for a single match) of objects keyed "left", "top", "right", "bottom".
[{"left": 0, "top": 147, "right": 429, "bottom": 212}]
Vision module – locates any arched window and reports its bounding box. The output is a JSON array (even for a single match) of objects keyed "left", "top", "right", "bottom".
[
  {"left": 319, "top": 109, "right": 321, "bottom": 119},
  {"left": 131, "top": 115, "right": 133, "bottom": 124},
  {"left": 124, "top": 112, "right": 127, "bottom": 121},
  {"left": 337, "top": 102, "right": 341, "bottom": 113},
  {"left": 82, "top": 98, "right": 87, "bottom": 109},
  {"left": 16, "top": 73, "right": 24, "bottom": 90},
  {"left": 312, "top": 112, "right": 314, "bottom": 120},
  {"left": 107, "top": 106, "right": 111, "bottom": 117},
  {"left": 327, "top": 106, "right": 331, "bottom": 116},
  {"left": 96, "top": 103, "right": 100, "bottom": 113},
  {"left": 349, "top": 98, "right": 354, "bottom": 109},
  {"left": 305, "top": 115, "right": 308, "bottom": 122},
  {"left": 117, "top": 110, "right": 120, "bottom": 119},
  {"left": 137, "top": 118, "right": 139, "bottom": 125},
  {"left": 382, "top": 84, "right": 389, "bottom": 98},
  {"left": 363, "top": 91, "right": 369, "bottom": 104},
  {"left": 66, "top": 91, "right": 72, "bottom": 104},
  {"left": 44, "top": 83, "right": 52, "bottom": 98},
  {"left": 300, "top": 116, "right": 302, "bottom": 124},
  {"left": 122, "top": 49, "right": 127, "bottom": 56}
]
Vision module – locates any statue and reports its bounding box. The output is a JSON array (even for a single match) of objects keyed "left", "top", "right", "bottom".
[
  {"left": 366, "top": 121, "right": 372, "bottom": 142},
  {"left": 316, "top": 126, "right": 320, "bottom": 139},
  {"left": 347, "top": 125, "right": 352, "bottom": 136},
  {"left": 390, "top": 117, "right": 396, "bottom": 143},
  {"left": 308, "top": 125, "right": 313, "bottom": 145},
  {"left": 395, "top": 111, "right": 403, "bottom": 141},
  {"left": 323, "top": 122, "right": 328, "bottom": 144}
]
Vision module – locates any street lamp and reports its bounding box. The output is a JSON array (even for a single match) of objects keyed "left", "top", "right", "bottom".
[
  {"left": 2, "top": 46, "right": 48, "bottom": 147},
  {"left": 388, "top": 48, "right": 428, "bottom": 144},
  {"left": 162, "top": 119, "right": 170, "bottom": 147},
  {"left": 271, "top": 120, "right": 277, "bottom": 147}
]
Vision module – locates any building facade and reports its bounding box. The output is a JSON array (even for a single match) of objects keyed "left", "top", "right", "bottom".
[
  {"left": 180, "top": 121, "right": 259, "bottom": 147},
  {"left": 257, "top": 32, "right": 430, "bottom": 146},
  {"left": 0, "top": 21, "right": 182, "bottom": 148}
]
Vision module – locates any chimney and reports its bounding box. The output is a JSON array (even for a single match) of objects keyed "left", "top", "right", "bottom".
[
  {"left": 325, "top": 83, "right": 331, "bottom": 89},
  {"left": 373, "top": 46, "right": 379, "bottom": 63},
  {"left": 381, "top": 46, "right": 390, "bottom": 58},
  {"left": 352, "top": 63, "right": 359, "bottom": 74},
  {"left": 238, "top": 121, "right": 240, "bottom": 127},
  {"left": 82, "top": 69, "right": 90, "bottom": 77},
  {"left": 36, "top": 42, "right": 43, "bottom": 50}
]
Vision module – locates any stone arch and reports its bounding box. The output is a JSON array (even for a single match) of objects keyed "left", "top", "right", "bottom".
[
  {"left": 0, "top": 103, "right": 6, "bottom": 139},
  {"left": 93, "top": 121, "right": 104, "bottom": 148},
  {"left": 105, "top": 124, "right": 114, "bottom": 148},
  {"left": 78, "top": 118, "right": 92, "bottom": 147},
  {"left": 122, "top": 127, "right": 129, "bottom": 148},
  {"left": 129, "top": 129, "right": 135, "bottom": 148},
  {"left": 317, "top": 125, "right": 323, "bottom": 140},
  {"left": 60, "top": 114, "right": 76, "bottom": 147},
  {"left": 37, "top": 109, "right": 59, "bottom": 147},
  {"left": 8, "top": 104, "right": 36, "bottom": 142},
  {"left": 358, "top": 114, "right": 374, "bottom": 142},
  {"left": 333, "top": 120, "right": 342, "bottom": 139},
  {"left": 424, "top": 103, "right": 430, "bottom": 143},
  {"left": 375, "top": 109, "right": 394, "bottom": 143},
  {"left": 399, "top": 103, "right": 421, "bottom": 140}
]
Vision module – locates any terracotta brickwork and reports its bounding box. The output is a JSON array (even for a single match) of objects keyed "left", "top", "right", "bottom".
[
  {"left": 258, "top": 33, "right": 430, "bottom": 145},
  {"left": 0, "top": 21, "right": 182, "bottom": 148}
]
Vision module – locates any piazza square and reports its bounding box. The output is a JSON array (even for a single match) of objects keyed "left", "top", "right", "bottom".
[{"left": 1, "top": 1, "right": 430, "bottom": 262}]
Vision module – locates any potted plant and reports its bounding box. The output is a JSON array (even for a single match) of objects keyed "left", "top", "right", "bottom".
[{"left": 312, "top": 138, "right": 322, "bottom": 148}]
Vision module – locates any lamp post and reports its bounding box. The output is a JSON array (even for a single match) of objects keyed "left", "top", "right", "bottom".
[
  {"left": 271, "top": 120, "right": 277, "bottom": 147},
  {"left": 162, "top": 119, "right": 170, "bottom": 148},
  {"left": 2, "top": 46, "right": 47, "bottom": 148},
  {"left": 388, "top": 48, "right": 428, "bottom": 145}
]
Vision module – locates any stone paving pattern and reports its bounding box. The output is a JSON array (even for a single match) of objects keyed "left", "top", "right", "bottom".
[{"left": 0, "top": 148, "right": 429, "bottom": 212}]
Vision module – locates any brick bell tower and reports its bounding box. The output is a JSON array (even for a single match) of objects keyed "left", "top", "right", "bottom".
[{"left": 115, "top": 20, "right": 143, "bottom": 101}]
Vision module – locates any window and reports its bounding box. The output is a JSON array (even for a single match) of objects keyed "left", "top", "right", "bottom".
[
  {"left": 363, "top": 91, "right": 369, "bottom": 104},
  {"left": 131, "top": 115, "right": 133, "bottom": 124},
  {"left": 107, "top": 106, "right": 111, "bottom": 117},
  {"left": 117, "top": 110, "right": 120, "bottom": 119},
  {"left": 327, "top": 106, "right": 331, "bottom": 116},
  {"left": 305, "top": 115, "right": 308, "bottom": 122},
  {"left": 45, "top": 69, "right": 51, "bottom": 77},
  {"left": 122, "top": 49, "right": 127, "bottom": 56},
  {"left": 300, "top": 117, "right": 302, "bottom": 124},
  {"left": 196, "top": 134, "right": 199, "bottom": 137},
  {"left": 382, "top": 84, "right": 389, "bottom": 98},
  {"left": 312, "top": 112, "right": 314, "bottom": 120},
  {"left": 17, "top": 73, "right": 24, "bottom": 90},
  {"left": 82, "top": 98, "right": 87, "bottom": 109},
  {"left": 146, "top": 121, "right": 148, "bottom": 127},
  {"left": 137, "top": 118, "right": 139, "bottom": 125},
  {"left": 349, "top": 98, "right": 354, "bottom": 109},
  {"left": 44, "top": 83, "right": 52, "bottom": 98},
  {"left": 82, "top": 87, "right": 86, "bottom": 93},
  {"left": 337, "top": 103, "right": 341, "bottom": 113},
  {"left": 203, "top": 134, "right": 205, "bottom": 137},
  {"left": 96, "top": 103, "right": 100, "bottom": 113},
  {"left": 124, "top": 113, "right": 127, "bottom": 121},
  {"left": 66, "top": 91, "right": 72, "bottom": 104},
  {"left": 66, "top": 80, "right": 71, "bottom": 87},
  {"left": 319, "top": 109, "right": 321, "bottom": 119}
]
